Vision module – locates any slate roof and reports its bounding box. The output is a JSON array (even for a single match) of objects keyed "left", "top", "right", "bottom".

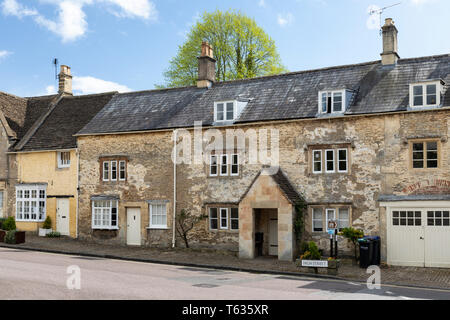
[
  {"left": 0, "top": 92, "right": 55, "bottom": 142},
  {"left": 239, "top": 167, "right": 304, "bottom": 205},
  {"left": 78, "top": 54, "right": 450, "bottom": 135},
  {"left": 15, "top": 92, "right": 116, "bottom": 152}
]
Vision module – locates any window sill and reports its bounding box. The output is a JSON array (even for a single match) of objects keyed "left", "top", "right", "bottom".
[
  {"left": 147, "top": 227, "right": 169, "bottom": 230},
  {"left": 92, "top": 227, "right": 119, "bottom": 231},
  {"left": 16, "top": 220, "right": 45, "bottom": 223}
]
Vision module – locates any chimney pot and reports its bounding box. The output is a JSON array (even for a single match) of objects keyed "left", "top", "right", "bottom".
[
  {"left": 197, "top": 42, "right": 216, "bottom": 88},
  {"left": 58, "top": 65, "right": 73, "bottom": 95},
  {"left": 380, "top": 18, "right": 399, "bottom": 66}
]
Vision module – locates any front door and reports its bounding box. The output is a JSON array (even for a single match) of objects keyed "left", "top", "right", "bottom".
[
  {"left": 56, "top": 199, "right": 70, "bottom": 236},
  {"left": 127, "top": 208, "right": 141, "bottom": 246},
  {"left": 269, "top": 215, "right": 278, "bottom": 256}
]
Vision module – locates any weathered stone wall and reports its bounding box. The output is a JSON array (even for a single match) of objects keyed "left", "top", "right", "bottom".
[{"left": 77, "top": 109, "right": 449, "bottom": 259}]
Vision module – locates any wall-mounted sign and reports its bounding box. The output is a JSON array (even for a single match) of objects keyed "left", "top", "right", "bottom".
[{"left": 402, "top": 179, "right": 450, "bottom": 195}]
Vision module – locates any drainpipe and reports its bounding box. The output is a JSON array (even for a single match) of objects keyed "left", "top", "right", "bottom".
[
  {"left": 76, "top": 149, "right": 80, "bottom": 238},
  {"left": 172, "top": 129, "right": 177, "bottom": 248}
]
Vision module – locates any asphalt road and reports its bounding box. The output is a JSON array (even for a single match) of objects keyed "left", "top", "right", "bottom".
[{"left": 0, "top": 248, "right": 449, "bottom": 300}]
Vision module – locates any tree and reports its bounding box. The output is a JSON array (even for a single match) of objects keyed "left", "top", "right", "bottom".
[
  {"left": 175, "top": 209, "right": 207, "bottom": 248},
  {"left": 339, "top": 227, "right": 364, "bottom": 261},
  {"left": 159, "top": 10, "right": 287, "bottom": 88}
]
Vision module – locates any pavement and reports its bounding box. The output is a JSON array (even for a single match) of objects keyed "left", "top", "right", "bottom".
[
  {"left": 1, "top": 247, "right": 450, "bottom": 300},
  {"left": 1, "top": 235, "right": 450, "bottom": 291}
]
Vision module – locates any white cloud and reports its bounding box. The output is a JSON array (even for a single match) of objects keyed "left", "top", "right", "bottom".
[
  {"left": 0, "top": 50, "right": 12, "bottom": 60},
  {"left": 277, "top": 13, "right": 294, "bottom": 27},
  {"left": 72, "top": 76, "right": 131, "bottom": 94},
  {"left": 35, "top": 1, "right": 89, "bottom": 43},
  {"left": 44, "top": 76, "right": 131, "bottom": 95},
  {"left": 1, "top": 0, "right": 157, "bottom": 43},
  {"left": 102, "top": 0, "right": 157, "bottom": 20},
  {"left": 46, "top": 85, "right": 57, "bottom": 95},
  {"left": 1, "top": 0, "right": 37, "bottom": 17}
]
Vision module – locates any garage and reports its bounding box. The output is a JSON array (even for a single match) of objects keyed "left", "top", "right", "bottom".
[{"left": 383, "top": 200, "right": 450, "bottom": 268}]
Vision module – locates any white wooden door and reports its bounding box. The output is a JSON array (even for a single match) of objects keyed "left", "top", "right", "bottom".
[
  {"left": 269, "top": 217, "right": 278, "bottom": 256},
  {"left": 127, "top": 208, "right": 141, "bottom": 246},
  {"left": 424, "top": 209, "right": 450, "bottom": 268},
  {"left": 387, "top": 207, "right": 450, "bottom": 268},
  {"left": 56, "top": 199, "right": 70, "bottom": 236}
]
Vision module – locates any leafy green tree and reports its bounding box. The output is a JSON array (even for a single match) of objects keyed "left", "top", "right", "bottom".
[
  {"left": 159, "top": 10, "right": 287, "bottom": 88},
  {"left": 340, "top": 227, "right": 364, "bottom": 261}
]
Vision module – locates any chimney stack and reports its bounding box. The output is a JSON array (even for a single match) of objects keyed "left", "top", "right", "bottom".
[
  {"left": 58, "top": 65, "right": 73, "bottom": 95},
  {"left": 380, "top": 18, "right": 399, "bottom": 65},
  {"left": 197, "top": 42, "right": 216, "bottom": 88}
]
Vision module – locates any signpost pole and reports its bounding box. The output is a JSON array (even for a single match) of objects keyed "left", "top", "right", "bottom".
[{"left": 334, "top": 229, "right": 338, "bottom": 258}]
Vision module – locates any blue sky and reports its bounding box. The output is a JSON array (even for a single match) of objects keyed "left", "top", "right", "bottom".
[{"left": 0, "top": 0, "right": 449, "bottom": 97}]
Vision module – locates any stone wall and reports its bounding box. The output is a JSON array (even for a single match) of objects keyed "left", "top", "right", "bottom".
[{"left": 77, "top": 109, "right": 449, "bottom": 258}]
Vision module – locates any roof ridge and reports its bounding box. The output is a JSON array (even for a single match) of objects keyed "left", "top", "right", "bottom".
[
  {"left": 62, "top": 91, "right": 118, "bottom": 99},
  {"left": 115, "top": 85, "right": 200, "bottom": 96},
  {"left": 0, "top": 91, "right": 27, "bottom": 101}
]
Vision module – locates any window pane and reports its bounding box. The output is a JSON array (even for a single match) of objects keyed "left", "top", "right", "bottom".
[
  {"left": 426, "top": 85, "right": 437, "bottom": 105},
  {"left": 321, "top": 93, "right": 327, "bottom": 113},
  {"left": 414, "top": 96, "right": 423, "bottom": 106},
  {"left": 313, "top": 150, "right": 322, "bottom": 172},
  {"left": 413, "top": 85, "right": 423, "bottom": 96},
  {"left": 326, "top": 150, "right": 334, "bottom": 171},
  {"left": 226, "top": 102, "right": 234, "bottom": 120},
  {"left": 231, "top": 208, "right": 238, "bottom": 219},
  {"left": 333, "top": 92, "right": 342, "bottom": 112},
  {"left": 210, "top": 208, "right": 218, "bottom": 219},
  {"left": 216, "top": 103, "right": 224, "bottom": 121}
]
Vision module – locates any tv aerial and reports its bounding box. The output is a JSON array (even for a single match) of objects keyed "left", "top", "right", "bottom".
[{"left": 368, "top": 2, "right": 402, "bottom": 34}]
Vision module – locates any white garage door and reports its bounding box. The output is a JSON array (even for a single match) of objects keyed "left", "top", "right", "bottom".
[{"left": 388, "top": 208, "right": 450, "bottom": 268}]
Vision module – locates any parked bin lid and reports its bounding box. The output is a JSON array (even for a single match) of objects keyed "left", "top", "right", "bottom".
[{"left": 363, "top": 236, "right": 380, "bottom": 241}]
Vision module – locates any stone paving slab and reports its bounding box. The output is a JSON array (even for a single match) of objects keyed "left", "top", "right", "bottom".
[{"left": 1, "top": 235, "right": 450, "bottom": 291}]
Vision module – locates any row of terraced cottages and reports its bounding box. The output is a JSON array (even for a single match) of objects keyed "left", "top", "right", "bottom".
[{"left": 0, "top": 19, "right": 449, "bottom": 267}]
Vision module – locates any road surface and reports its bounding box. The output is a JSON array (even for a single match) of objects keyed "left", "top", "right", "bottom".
[{"left": 0, "top": 248, "right": 449, "bottom": 300}]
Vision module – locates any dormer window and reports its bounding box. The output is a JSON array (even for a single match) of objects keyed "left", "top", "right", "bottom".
[
  {"left": 215, "top": 101, "right": 236, "bottom": 122},
  {"left": 318, "top": 90, "right": 351, "bottom": 114},
  {"left": 410, "top": 81, "right": 443, "bottom": 108}
]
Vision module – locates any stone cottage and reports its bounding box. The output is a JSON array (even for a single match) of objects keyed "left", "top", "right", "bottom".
[{"left": 73, "top": 19, "right": 450, "bottom": 267}]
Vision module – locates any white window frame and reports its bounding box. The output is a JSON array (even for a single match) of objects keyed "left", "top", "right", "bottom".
[
  {"left": 110, "top": 161, "right": 118, "bottom": 181},
  {"left": 57, "top": 151, "right": 71, "bottom": 168},
  {"left": 220, "top": 154, "right": 228, "bottom": 176},
  {"left": 325, "top": 149, "right": 335, "bottom": 173},
  {"left": 119, "top": 161, "right": 126, "bottom": 181},
  {"left": 338, "top": 208, "right": 350, "bottom": 231},
  {"left": 337, "top": 148, "right": 348, "bottom": 173},
  {"left": 209, "top": 208, "right": 219, "bottom": 230},
  {"left": 102, "top": 161, "right": 110, "bottom": 181},
  {"left": 318, "top": 90, "right": 346, "bottom": 114},
  {"left": 16, "top": 185, "right": 46, "bottom": 222},
  {"left": 210, "top": 155, "right": 218, "bottom": 177},
  {"left": 409, "top": 81, "right": 441, "bottom": 108},
  {"left": 149, "top": 203, "right": 168, "bottom": 229},
  {"left": 230, "top": 154, "right": 239, "bottom": 176},
  {"left": 214, "top": 101, "right": 236, "bottom": 122},
  {"left": 220, "top": 208, "right": 228, "bottom": 230},
  {"left": 92, "top": 200, "right": 118, "bottom": 230},
  {"left": 312, "top": 150, "right": 322, "bottom": 174},
  {"left": 312, "top": 207, "right": 323, "bottom": 233},
  {"left": 326, "top": 208, "right": 336, "bottom": 232}
]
